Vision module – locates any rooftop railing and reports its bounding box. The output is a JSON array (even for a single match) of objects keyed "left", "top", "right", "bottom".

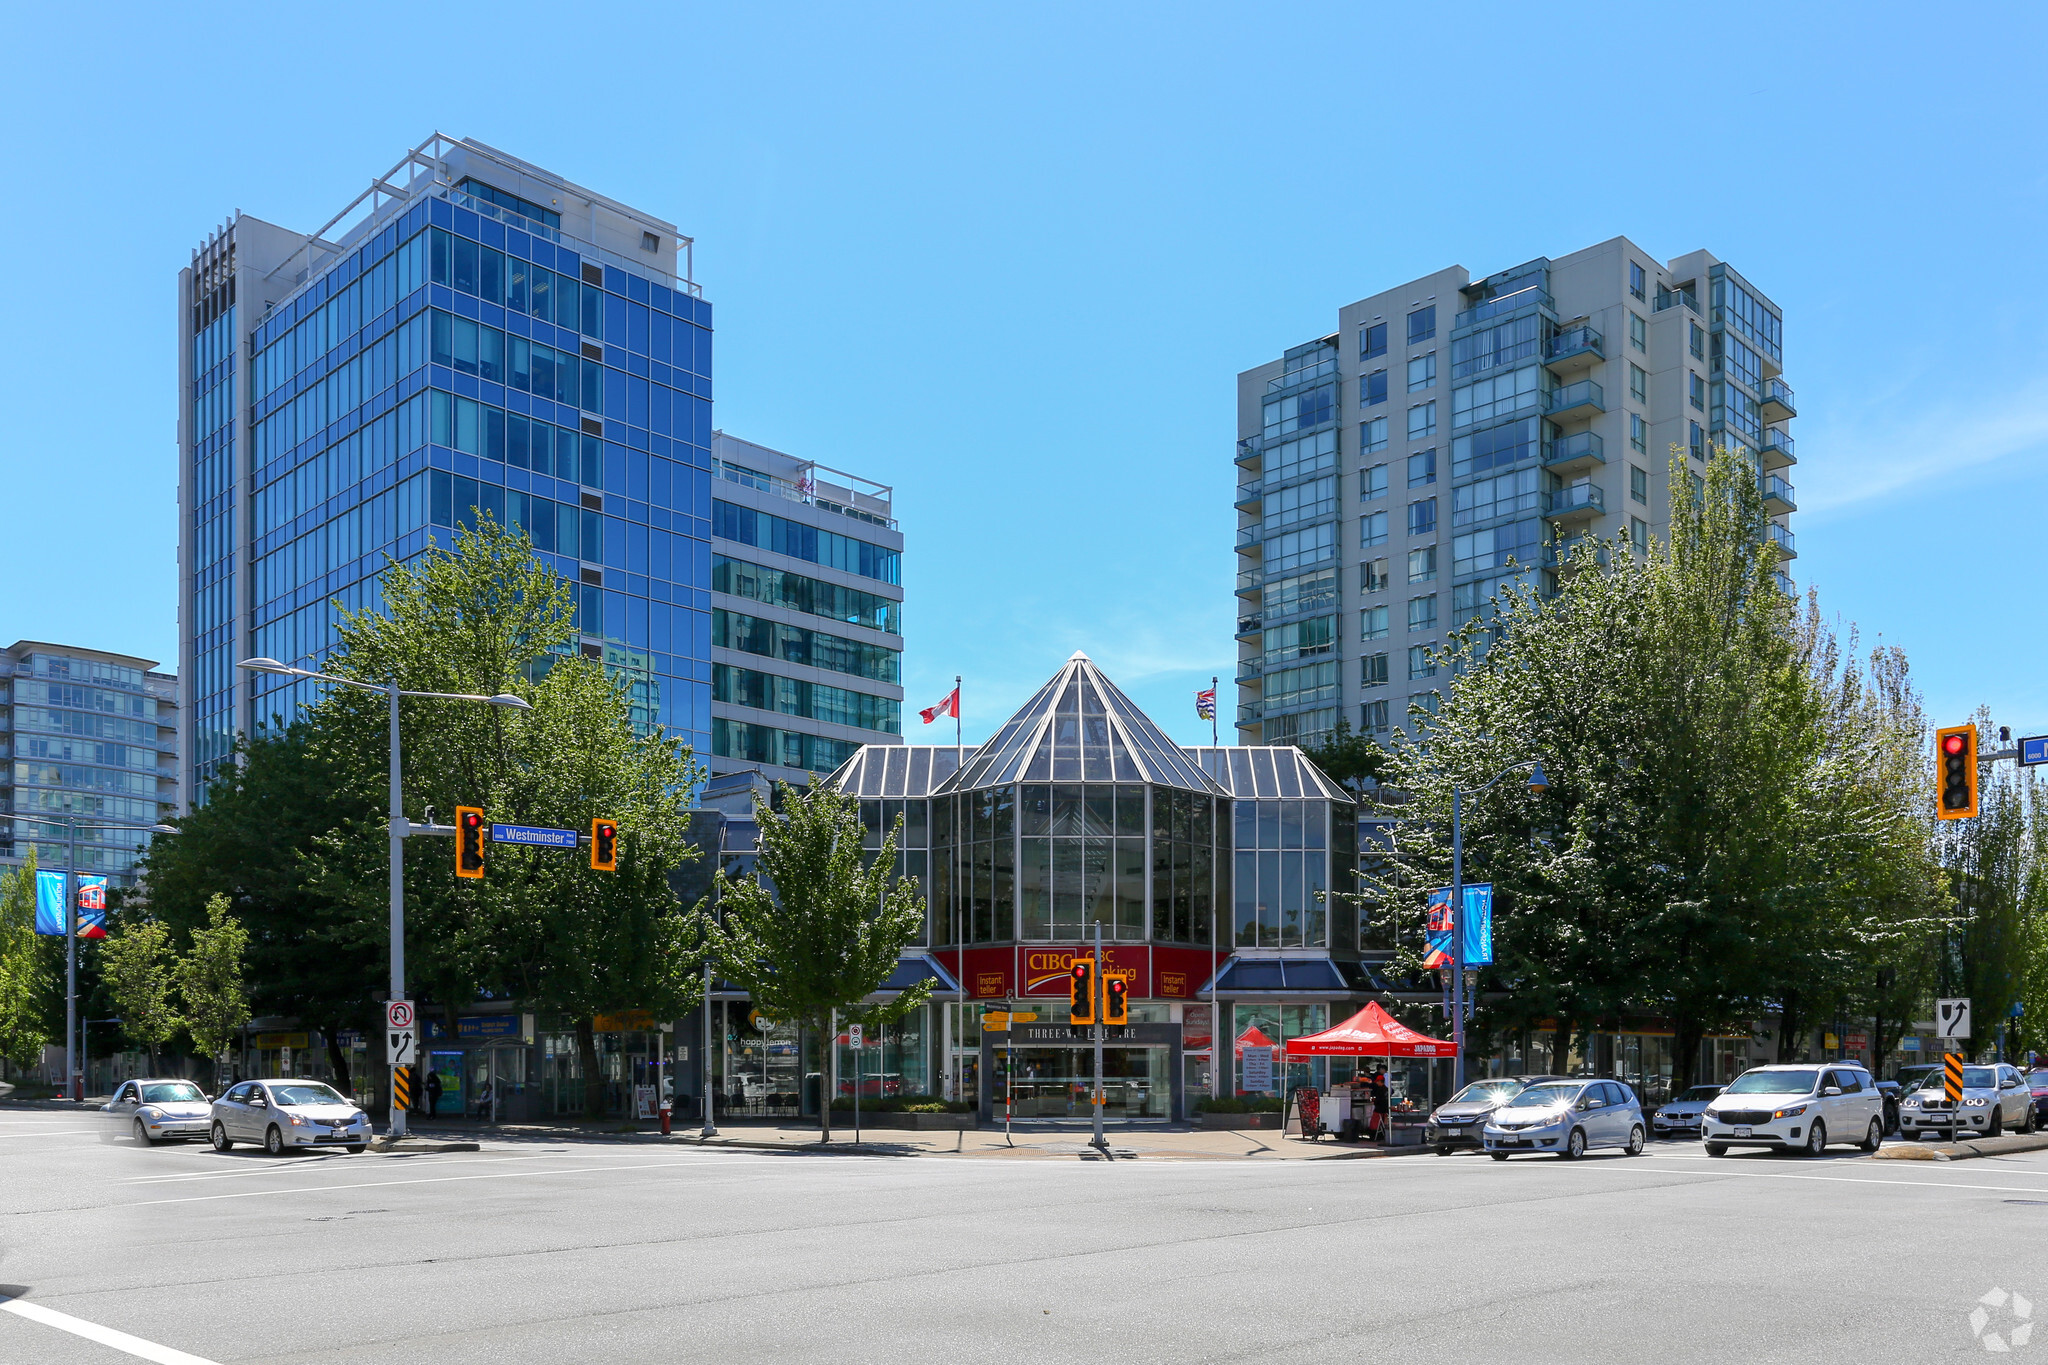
[{"left": 1454, "top": 285, "right": 1553, "bottom": 330}]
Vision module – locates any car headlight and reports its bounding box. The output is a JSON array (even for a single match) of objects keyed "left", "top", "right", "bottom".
[
  {"left": 1962, "top": 1097, "right": 1991, "bottom": 1109},
  {"left": 138, "top": 1107, "right": 162, "bottom": 1121},
  {"left": 1772, "top": 1104, "right": 1808, "bottom": 1119},
  {"left": 1903, "top": 1096, "right": 1920, "bottom": 1108},
  {"left": 287, "top": 1114, "right": 308, "bottom": 1126}
]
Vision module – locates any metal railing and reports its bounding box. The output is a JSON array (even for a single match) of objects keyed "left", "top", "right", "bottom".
[
  {"left": 1545, "top": 484, "right": 1605, "bottom": 517},
  {"left": 1768, "top": 523, "right": 1796, "bottom": 554},
  {"left": 1763, "top": 377, "right": 1796, "bottom": 411},
  {"left": 1762, "top": 474, "right": 1796, "bottom": 505},
  {"left": 1546, "top": 325, "right": 1604, "bottom": 362},
  {"left": 1762, "top": 428, "right": 1795, "bottom": 459},
  {"left": 1548, "top": 430, "right": 1604, "bottom": 466},
  {"left": 1653, "top": 288, "right": 1700, "bottom": 315},
  {"left": 1547, "top": 380, "right": 1605, "bottom": 415},
  {"left": 712, "top": 459, "right": 897, "bottom": 530},
  {"left": 1454, "top": 285, "right": 1553, "bottom": 330}
]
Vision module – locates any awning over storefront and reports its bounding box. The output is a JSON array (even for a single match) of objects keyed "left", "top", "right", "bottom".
[
  {"left": 1198, "top": 955, "right": 1348, "bottom": 995},
  {"left": 1284, "top": 1001, "right": 1454, "bottom": 1058},
  {"left": 875, "top": 954, "right": 963, "bottom": 995}
]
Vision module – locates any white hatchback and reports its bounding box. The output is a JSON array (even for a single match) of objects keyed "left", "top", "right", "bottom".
[{"left": 1700, "top": 1064, "right": 1884, "bottom": 1157}]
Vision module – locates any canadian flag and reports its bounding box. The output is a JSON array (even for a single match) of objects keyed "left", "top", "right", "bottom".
[{"left": 919, "top": 686, "right": 960, "bottom": 725}]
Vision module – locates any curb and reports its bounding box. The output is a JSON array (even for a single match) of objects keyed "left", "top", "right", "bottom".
[
  {"left": 367, "top": 1139, "right": 481, "bottom": 1155},
  {"left": 1874, "top": 1133, "right": 2048, "bottom": 1162}
]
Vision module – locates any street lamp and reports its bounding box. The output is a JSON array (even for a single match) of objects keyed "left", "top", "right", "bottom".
[
  {"left": 1449, "top": 759, "right": 1549, "bottom": 1090},
  {"left": 46, "top": 815, "right": 178, "bottom": 1100},
  {"left": 238, "top": 658, "right": 530, "bottom": 1137}
]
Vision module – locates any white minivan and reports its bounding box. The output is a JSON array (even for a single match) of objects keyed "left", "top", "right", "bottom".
[{"left": 1700, "top": 1063, "right": 1884, "bottom": 1157}]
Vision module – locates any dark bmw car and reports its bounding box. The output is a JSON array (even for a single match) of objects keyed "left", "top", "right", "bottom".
[{"left": 1428, "top": 1076, "right": 1571, "bottom": 1154}]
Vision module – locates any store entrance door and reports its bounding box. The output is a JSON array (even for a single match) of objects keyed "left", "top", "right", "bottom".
[{"left": 978, "top": 1021, "right": 1183, "bottom": 1122}]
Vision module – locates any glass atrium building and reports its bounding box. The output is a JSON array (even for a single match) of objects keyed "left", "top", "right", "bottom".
[{"left": 177, "top": 135, "right": 713, "bottom": 799}]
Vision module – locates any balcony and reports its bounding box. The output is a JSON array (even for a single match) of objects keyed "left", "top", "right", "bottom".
[
  {"left": 1653, "top": 288, "right": 1700, "bottom": 315},
  {"left": 1768, "top": 522, "right": 1797, "bottom": 560},
  {"left": 1544, "top": 430, "right": 1605, "bottom": 476},
  {"left": 1761, "top": 377, "right": 1796, "bottom": 421},
  {"left": 1544, "top": 482, "right": 1606, "bottom": 525},
  {"left": 1235, "top": 568, "right": 1263, "bottom": 599},
  {"left": 1234, "top": 479, "right": 1263, "bottom": 511},
  {"left": 1454, "top": 285, "right": 1554, "bottom": 330},
  {"left": 1235, "top": 659, "right": 1264, "bottom": 685},
  {"left": 1544, "top": 325, "right": 1604, "bottom": 375},
  {"left": 1760, "top": 427, "right": 1796, "bottom": 470},
  {"left": 1546, "top": 379, "right": 1605, "bottom": 422},
  {"left": 1544, "top": 536, "right": 1611, "bottom": 571},
  {"left": 1236, "top": 613, "right": 1263, "bottom": 640},
  {"left": 1235, "top": 437, "right": 1263, "bottom": 469},
  {"left": 1761, "top": 474, "right": 1796, "bottom": 514},
  {"left": 1775, "top": 570, "right": 1797, "bottom": 598},
  {"left": 1235, "top": 524, "right": 1263, "bottom": 556}
]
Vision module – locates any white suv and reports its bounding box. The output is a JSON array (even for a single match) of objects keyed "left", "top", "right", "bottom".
[{"left": 1700, "top": 1063, "right": 1885, "bottom": 1157}]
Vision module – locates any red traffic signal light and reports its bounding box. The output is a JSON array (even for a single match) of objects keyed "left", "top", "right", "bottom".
[
  {"left": 1936, "top": 725, "right": 1978, "bottom": 820},
  {"left": 1068, "top": 960, "right": 1098, "bottom": 1026},
  {"left": 590, "top": 819, "right": 619, "bottom": 871},
  {"left": 1102, "top": 973, "right": 1130, "bottom": 1027},
  {"left": 455, "top": 806, "right": 486, "bottom": 879}
]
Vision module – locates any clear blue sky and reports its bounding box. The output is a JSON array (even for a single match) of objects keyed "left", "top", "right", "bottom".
[{"left": 6, "top": 4, "right": 2045, "bottom": 747}]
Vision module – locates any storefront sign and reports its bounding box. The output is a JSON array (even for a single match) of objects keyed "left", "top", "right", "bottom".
[
  {"left": 1158, "top": 971, "right": 1189, "bottom": 998},
  {"left": 595, "top": 1010, "right": 657, "bottom": 1033},
  {"left": 1823, "top": 1032, "right": 1839, "bottom": 1049},
  {"left": 457, "top": 1014, "right": 528, "bottom": 1040},
  {"left": 974, "top": 971, "right": 1007, "bottom": 999},
  {"left": 1242, "top": 1046, "right": 1275, "bottom": 1091},
  {"left": 1901, "top": 1037, "right": 1921, "bottom": 1052},
  {"left": 253, "top": 1032, "right": 309, "bottom": 1050},
  {"left": 957, "top": 944, "right": 1225, "bottom": 1000},
  {"left": 1843, "top": 1031, "right": 1869, "bottom": 1050}
]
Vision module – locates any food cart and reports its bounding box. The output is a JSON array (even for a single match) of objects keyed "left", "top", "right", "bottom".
[{"left": 1283, "top": 1002, "right": 1456, "bottom": 1143}]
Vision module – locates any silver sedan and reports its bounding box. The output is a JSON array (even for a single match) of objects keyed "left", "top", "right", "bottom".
[
  {"left": 210, "top": 1080, "right": 372, "bottom": 1154},
  {"left": 103, "top": 1079, "right": 213, "bottom": 1144}
]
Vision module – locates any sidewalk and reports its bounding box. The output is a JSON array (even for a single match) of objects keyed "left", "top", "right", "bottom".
[{"left": 407, "top": 1116, "right": 1434, "bottom": 1161}]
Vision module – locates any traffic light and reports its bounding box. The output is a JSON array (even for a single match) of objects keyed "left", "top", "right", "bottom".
[
  {"left": 1068, "top": 959, "right": 1097, "bottom": 1026},
  {"left": 590, "top": 818, "right": 619, "bottom": 871},
  {"left": 1102, "top": 973, "right": 1130, "bottom": 1027},
  {"left": 1936, "top": 725, "right": 1978, "bottom": 820},
  {"left": 455, "top": 806, "right": 486, "bottom": 879}
]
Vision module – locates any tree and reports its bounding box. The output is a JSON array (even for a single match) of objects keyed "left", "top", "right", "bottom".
[
  {"left": 101, "top": 914, "right": 180, "bottom": 1073},
  {"left": 178, "top": 895, "right": 251, "bottom": 1087},
  {"left": 1297, "top": 720, "right": 1386, "bottom": 795},
  {"left": 704, "top": 780, "right": 931, "bottom": 1141},
  {"left": 0, "top": 849, "right": 53, "bottom": 1073}
]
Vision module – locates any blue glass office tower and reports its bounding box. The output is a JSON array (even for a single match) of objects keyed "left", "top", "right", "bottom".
[{"left": 178, "top": 136, "right": 713, "bottom": 800}]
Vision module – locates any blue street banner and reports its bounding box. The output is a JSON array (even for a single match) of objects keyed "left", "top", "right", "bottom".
[
  {"left": 35, "top": 871, "right": 109, "bottom": 937},
  {"left": 1423, "top": 884, "right": 1494, "bottom": 968},
  {"left": 489, "top": 823, "right": 580, "bottom": 849}
]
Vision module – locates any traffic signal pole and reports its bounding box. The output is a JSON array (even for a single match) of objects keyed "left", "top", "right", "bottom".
[{"left": 1091, "top": 922, "right": 1106, "bottom": 1152}]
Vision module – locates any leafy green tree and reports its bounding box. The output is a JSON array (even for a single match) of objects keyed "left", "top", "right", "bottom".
[
  {"left": 177, "top": 895, "right": 251, "bottom": 1087},
  {"left": 101, "top": 914, "right": 180, "bottom": 1073},
  {"left": 0, "top": 850, "right": 53, "bottom": 1073},
  {"left": 704, "top": 780, "right": 930, "bottom": 1141}
]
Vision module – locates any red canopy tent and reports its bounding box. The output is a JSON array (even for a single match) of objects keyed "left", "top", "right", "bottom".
[
  {"left": 1284, "top": 1001, "right": 1454, "bottom": 1058},
  {"left": 1234, "top": 1025, "right": 1276, "bottom": 1058}
]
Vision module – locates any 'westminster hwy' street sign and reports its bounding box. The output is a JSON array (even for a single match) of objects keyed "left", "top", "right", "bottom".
[{"left": 490, "top": 823, "right": 580, "bottom": 848}]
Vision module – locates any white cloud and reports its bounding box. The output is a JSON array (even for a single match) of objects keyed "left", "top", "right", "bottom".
[{"left": 1798, "top": 380, "right": 2048, "bottom": 516}]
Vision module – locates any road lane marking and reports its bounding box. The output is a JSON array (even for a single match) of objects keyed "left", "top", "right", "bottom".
[
  {"left": 0, "top": 1295, "right": 221, "bottom": 1364},
  {"left": 120, "top": 1150, "right": 578, "bottom": 1185},
  {"left": 1509, "top": 1153, "right": 2048, "bottom": 1196},
  {"left": 118, "top": 1154, "right": 767, "bottom": 1208},
  {"left": 0, "top": 1129, "right": 100, "bottom": 1138}
]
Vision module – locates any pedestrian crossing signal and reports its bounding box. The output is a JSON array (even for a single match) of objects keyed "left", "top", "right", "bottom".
[
  {"left": 455, "top": 806, "right": 486, "bottom": 878},
  {"left": 1936, "top": 725, "right": 1978, "bottom": 820},
  {"left": 590, "top": 819, "right": 618, "bottom": 872},
  {"left": 1103, "top": 973, "right": 1130, "bottom": 1027},
  {"left": 1068, "top": 960, "right": 1097, "bottom": 1026}
]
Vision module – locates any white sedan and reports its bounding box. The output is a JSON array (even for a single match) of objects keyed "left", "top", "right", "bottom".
[
  {"left": 211, "top": 1080, "right": 371, "bottom": 1154},
  {"left": 103, "top": 1079, "right": 213, "bottom": 1144}
]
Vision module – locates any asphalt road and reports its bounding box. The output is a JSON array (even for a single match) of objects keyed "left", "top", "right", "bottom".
[{"left": 3, "top": 1109, "right": 2045, "bottom": 1364}]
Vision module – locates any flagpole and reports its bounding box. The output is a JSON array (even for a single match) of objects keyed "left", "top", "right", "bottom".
[
  {"left": 1210, "top": 674, "right": 1219, "bottom": 747},
  {"left": 954, "top": 674, "right": 962, "bottom": 750}
]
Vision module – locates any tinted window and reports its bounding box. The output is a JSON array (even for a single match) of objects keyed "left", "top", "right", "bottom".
[{"left": 1606, "top": 1083, "right": 1633, "bottom": 1106}]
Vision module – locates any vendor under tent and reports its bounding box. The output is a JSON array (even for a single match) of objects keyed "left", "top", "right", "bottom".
[{"left": 1283, "top": 1002, "right": 1456, "bottom": 1140}]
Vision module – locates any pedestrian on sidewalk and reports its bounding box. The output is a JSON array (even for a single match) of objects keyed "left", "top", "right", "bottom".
[
  {"left": 1367, "top": 1067, "right": 1388, "bottom": 1142},
  {"left": 423, "top": 1068, "right": 444, "bottom": 1115},
  {"left": 474, "top": 1080, "right": 493, "bottom": 1120}
]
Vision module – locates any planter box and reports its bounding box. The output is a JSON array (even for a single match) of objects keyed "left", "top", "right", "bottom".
[
  {"left": 1196, "top": 1112, "right": 1280, "bottom": 1130},
  {"left": 829, "top": 1111, "right": 975, "bottom": 1131}
]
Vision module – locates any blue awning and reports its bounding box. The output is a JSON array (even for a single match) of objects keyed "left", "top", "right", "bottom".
[
  {"left": 875, "top": 954, "right": 962, "bottom": 994},
  {"left": 1197, "top": 955, "right": 1358, "bottom": 995}
]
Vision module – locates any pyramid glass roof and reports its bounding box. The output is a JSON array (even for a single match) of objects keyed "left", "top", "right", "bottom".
[{"left": 935, "top": 652, "right": 1226, "bottom": 796}]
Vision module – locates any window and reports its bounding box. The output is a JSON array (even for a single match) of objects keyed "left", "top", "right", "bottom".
[
  {"left": 1450, "top": 366, "right": 1542, "bottom": 429},
  {"left": 1408, "top": 498, "right": 1436, "bottom": 536},
  {"left": 1363, "top": 371, "right": 1388, "bottom": 407},
  {"left": 1360, "top": 322, "right": 1387, "bottom": 360},
  {"left": 1407, "top": 595, "right": 1438, "bottom": 631},
  {"left": 1361, "top": 653, "right": 1389, "bottom": 687},
  {"left": 1453, "top": 518, "right": 1543, "bottom": 578},
  {"left": 1689, "top": 420, "right": 1704, "bottom": 459},
  {"left": 1629, "top": 261, "right": 1646, "bottom": 301},
  {"left": 1361, "top": 464, "right": 1388, "bottom": 501},
  {"left": 1450, "top": 315, "right": 1541, "bottom": 380},
  {"left": 1409, "top": 691, "right": 1440, "bottom": 717},
  {"left": 1408, "top": 644, "right": 1437, "bottom": 680},
  {"left": 1266, "top": 522, "right": 1337, "bottom": 574},
  {"left": 1407, "top": 353, "right": 1436, "bottom": 392},
  {"left": 1262, "top": 615, "right": 1336, "bottom": 664},
  {"left": 1262, "top": 475, "right": 1336, "bottom": 528},
  {"left": 1629, "top": 363, "right": 1647, "bottom": 404},
  {"left": 1360, "top": 605, "right": 1390, "bottom": 640},
  {"left": 1362, "top": 557, "right": 1389, "bottom": 592},
  {"left": 1264, "top": 428, "right": 1337, "bottom": 483},
  {"left": 1689, "top": 372, "right": 1706, "bottom": 411},
  {"left": 1407, "top": 545, "right": 1437, "bottom": 582},
  {"left": 1361, "top": 699, "right": 1390, "bottom": 733},
  {"left": 1360, "top": 510, "right": 1388, "bottom": 547},
  {"left": 1263, "top": 569, "right": 1338, "bottom": 618},
  {"left": 1630, "top": 465, "right": 1648, "bottom": 504},
  {"left": 1689, "top": 322, "right": 1705, "bottom": 359},
  {"left": 1407, "top": 449, "right": 1436, "bottom": 486},
  {"left": 1264, "top": 385, "right": 1335, "bottom": 438},
  {"left": 1630, "top": 413, "right": 1647, "bottom": 453},
  {"left": 1408, "top": 401, "right": 1436, "bottom": 439},
  {"left": 1451, "top": 466, "right": 1540, "bottom": 527},
  {"left": 1407, "top": 305, "right": 1436, "bottom": 343},
  {"left": 1629, "top": 312, "right": 1647, "bottom": 352},
  {"left": 1631, "top": 516, "right": 1649, "bottom": 553},
  {"left": 1452, "top": 416, "right": 1539, "bottom": 479},
  {"left": 1361, "top": 417, "right": 1389, "bottom": 452},
  {"left": 641, "top": 231, "right": 662, "bottom": 252}
]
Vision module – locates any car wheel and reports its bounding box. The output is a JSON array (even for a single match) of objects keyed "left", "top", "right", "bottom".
[
  {"left": 1625, "top": 1125, "right": 1645, "bottom": 1156},
  {"left": 1989, "top": 1109, "right": 2004, "bottom": 1138},
  {"left": 346, "top": 1144, "right": 366, "bottom": 1154},
  {"left": 1861, "top": 1117, "right": 1882, "bottom": 1153},
  {"left": 1435, "top": 1144, "right": 1453, "bottom": 1157},
  {"left": 1489, "top": 1151, "right": 1510, "bottom": 1162},
  {"left": 1561, "top": 1127, "right": 1587, "bottom": 1160},
  {"left": 265, "top": 1125, "right": 285, "bottom": 1156},
  {"left": 2021, "top": 1104, "right": 2037, "bottom": 1135},
  {"left": 133, "top": 1118, "right": 160, "bottom": 1147},
  {"left": 1803, "top": 1120, "right": 1827, "bottom": 1156},
  {"left": 211, "top": 1121, "right": 233, "bottom": 1152},
  {"left": 1704, "top": 1142, "right": 1727, "bottom": 1157}
]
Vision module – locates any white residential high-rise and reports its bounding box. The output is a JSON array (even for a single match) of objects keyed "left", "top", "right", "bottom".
[{"left": 1234, "top": 238, "right": 1793, "bottom": 746}]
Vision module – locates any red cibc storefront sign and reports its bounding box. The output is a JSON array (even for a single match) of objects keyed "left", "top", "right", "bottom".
[{"left": 952, "top": 944, "right": 1224, "bottom": 999}]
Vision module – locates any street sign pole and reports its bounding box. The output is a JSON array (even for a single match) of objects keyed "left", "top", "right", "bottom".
[
  {"left": 849, "top": 1022, "right": 863, "bottom": 1146},
  {"left": 386, "top": 682, "right": 408, "bottom": 1140},
  {"left": 1091, "top": 922, "right": 1106, "bottom": 1151}
]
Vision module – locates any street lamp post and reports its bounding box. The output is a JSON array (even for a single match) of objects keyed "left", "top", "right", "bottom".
[
  {"left": 52, "top": 814, "right": 177, "bottom": 1101},
  {"left": 1449, "top": 760, "right": 1548, "bottom": 1091},
  {"left": 238, "top": 658, "right": 530, "bottom": 1138}
]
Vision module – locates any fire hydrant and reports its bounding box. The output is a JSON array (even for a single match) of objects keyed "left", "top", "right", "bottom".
[{"left": 659, "top": 1101, "right": 672, "bottom": 1137}]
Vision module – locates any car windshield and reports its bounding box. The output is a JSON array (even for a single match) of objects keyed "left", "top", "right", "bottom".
[
  {"left": 1508, "top": 1083, "right": 1579, "bottom": 1109},
  {"left": 1916, "top": 1069, "right": 1996, "bottom": 1090},
  {"left": 140, "top": 1083, "right": 205, "bottom": 1104},
  {"left": 1447, "top": 1080, "right": 1524, "bottom": 1105},
  {"left": 1724, "top": 1069, "right": 1819, "bottom": 1096},
  {"left": 1676, "top": 1087, "right": 1721, "bottom": 1102},
  {"left": 270, "top": 1084, "right": 348, "bottom": 1107}
]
